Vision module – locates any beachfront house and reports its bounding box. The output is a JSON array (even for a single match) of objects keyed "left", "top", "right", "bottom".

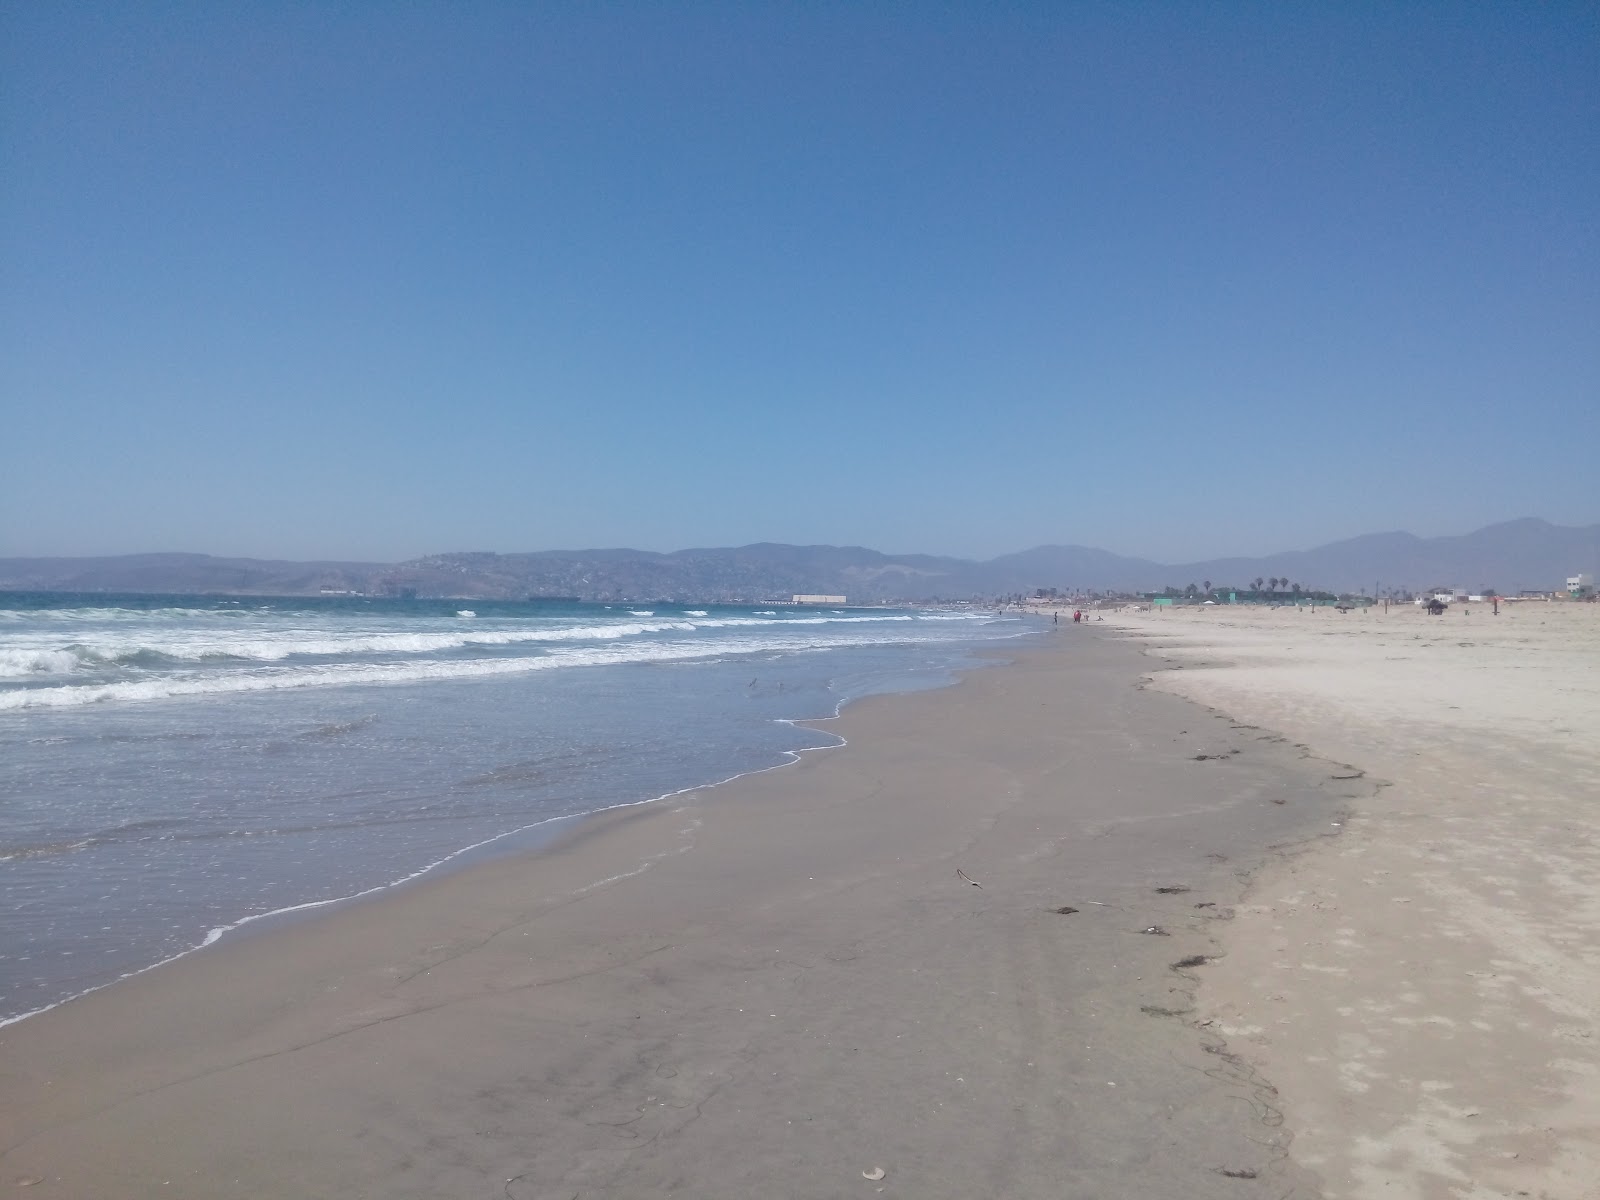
[{"left": 1568, "top": 573, "right": 1595, "bottom": 598}]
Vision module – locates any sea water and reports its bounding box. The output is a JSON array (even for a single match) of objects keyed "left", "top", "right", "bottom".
[{"left": 0, "top": 594, "right": 1036, "bottom": 1023}]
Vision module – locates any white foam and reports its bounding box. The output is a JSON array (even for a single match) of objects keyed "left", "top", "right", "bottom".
[
  {"left": 0, "top": 624, "right": 988, "bottom": 711},
  {"left": 0, "top": 611, "right": 962, "bottom": 676},
  {"left": 0, "top": 620, "right": 706, "bottom": 667},
  {"left": 0, "top": 647, "right": 85, "bottom": 677},
  {"left": 0, "top": 607, "right": 999, "bottom": 707}
]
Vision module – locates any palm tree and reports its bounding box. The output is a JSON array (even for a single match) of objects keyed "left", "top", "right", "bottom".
[
  {"left": 1202, "top": 579, "right": 1212, "bottom": 596},
  {"left": 1253, "top": 576, "right": 1264, "bottom": 593},
  {"left": 1268, "top": 576, "right": 1279, "bottom": 592}
]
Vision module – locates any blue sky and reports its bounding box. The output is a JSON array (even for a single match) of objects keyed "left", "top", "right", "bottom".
[{"left": 4, "top": 2, "right": 1596, "bottom": 564}]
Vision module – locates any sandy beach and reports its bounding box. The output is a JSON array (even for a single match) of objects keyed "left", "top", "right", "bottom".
[
  {"left": 0, "top": 631, "right": 1369, "bottom": 1199},
  {"left": 1104, "top": 601, "right": 1600, "bottom": 1199}
]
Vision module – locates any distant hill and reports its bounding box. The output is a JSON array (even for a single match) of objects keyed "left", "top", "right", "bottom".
[
  {"left": 1167, "top": 518, "right": 1600, "bottom": 596},
  {"left": 0, "top": 553, "right": 385, "bottom": 596},
  {"left": 2, "top": 518, "right": 1595, "bottom": 602}
]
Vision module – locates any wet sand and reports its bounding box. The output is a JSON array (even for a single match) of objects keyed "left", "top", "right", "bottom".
[
  {"left": 1, "top": 632, "right": 1368, "bottom": 1199},
  {"left": 1105, "top": 602, "right": 1600, "bottom": 1199}
]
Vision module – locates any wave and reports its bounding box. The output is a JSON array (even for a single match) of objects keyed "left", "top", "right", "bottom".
[
  {"left": 0, "top": 647, "right": 86, "bottom": 676},
  {"left": 0, "top": 605, "right": 275, "bottom": 625},
  {"left": 0, "top": 613, "right": 944, "bottom": 675},
  {"left": 0, "top": 837, "right": 93, "bottom": 862},
  {"left": 0, "top": 627, "right": 980, "bottom": 711}
]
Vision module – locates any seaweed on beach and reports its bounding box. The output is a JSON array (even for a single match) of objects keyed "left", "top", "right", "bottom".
[
  {"left": 1052, "top": 905, "right": 1079, "bottom": 915},
  {"left": 1154, "top": 886, "right": 1190, "bottom": 894},
  {"left": 1140, "top": 1004, "right": 1191, "bottom": 1017},
  {"left": 1172, "top": 954, "right": 1212, "bottom": 969},
  {"left": 1215, "top": 1167, "right": 1258, "bottom": 1179}
]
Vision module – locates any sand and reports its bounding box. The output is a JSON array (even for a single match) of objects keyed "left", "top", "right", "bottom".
[
  {"left": 1103, "top": 601, "right": 1600, "bottom": 1199},
  {"left": 0, "top": 632, "right": 1368, "bottom": 1199}
]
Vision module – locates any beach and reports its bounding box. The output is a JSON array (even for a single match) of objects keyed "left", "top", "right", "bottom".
[
  {"left": 0, "top": 631, "right": 1364, "bottom": 1199},
  {"left": 1104, "top": 601, "right": 1600, "bottom": 1198},
  {"left": 0, "top": 597, "right": 1024, "bottom": 1025}
]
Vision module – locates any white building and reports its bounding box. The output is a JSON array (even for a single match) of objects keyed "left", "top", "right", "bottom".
[
  {"left": 793, "top": 594, "right": 847, "bottom": 605},
  {"left": 1569, "top": 573, "right": 1595, "bottom": 595}
]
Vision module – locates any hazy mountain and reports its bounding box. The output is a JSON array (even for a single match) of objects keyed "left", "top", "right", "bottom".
[
  {"left": 966, "top": 545, "right": 1167, "bottom": 595},
  {"left": 1, "top": 519, "right": 1594, "bottom": 602},
  {"left": 1168, "top": 518, "right": 1600, "bottom": 595},
  {"left": 0, "top": 553, "right": 384, "bottom": 595}
]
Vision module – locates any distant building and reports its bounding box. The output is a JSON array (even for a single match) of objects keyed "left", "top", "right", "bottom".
[
  {"left": 1569, "top": 573, "right": 1595, "bottom": 597},
  {"left": 793, "top": 594, "right": 847, "bottom": 605}
]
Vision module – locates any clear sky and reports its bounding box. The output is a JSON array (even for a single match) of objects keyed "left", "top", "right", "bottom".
[{"left": 4, "top": 2, "right": 1597, "bottom": 564}]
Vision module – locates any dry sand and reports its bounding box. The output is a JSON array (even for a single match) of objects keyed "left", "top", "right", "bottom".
[
  {"left": 0, "top": 633, "right": 1370, "bottom": 1199},
  {"left": 1104, "top": 601, "right": 1600, "bottom": 1199}
]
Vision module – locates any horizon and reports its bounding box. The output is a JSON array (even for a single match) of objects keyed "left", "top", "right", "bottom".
[
  {"left": 4, "top": 6, "right": 1597, "bottom": 563},
  {"left": 4, "top": 512, "right": 1595, "bottom": 571}
]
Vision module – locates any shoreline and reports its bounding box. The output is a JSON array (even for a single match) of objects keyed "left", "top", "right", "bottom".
[
  {"left": 1102, "top": 603, "right": 1600, "bottom": 1198},
  {"left": 0, "top": 641, "right": 1002, "bottom": 1030},
  {"left": 2, "top": 631, "right": 1364, "bottom": 1198}
]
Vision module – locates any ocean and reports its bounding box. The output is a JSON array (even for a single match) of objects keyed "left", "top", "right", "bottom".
[{"left": 0, "top": 593, "right": 1036, "bottom": 1025}]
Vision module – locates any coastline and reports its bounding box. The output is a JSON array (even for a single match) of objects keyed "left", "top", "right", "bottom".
[
  {"left": 0, "top": 600, "right": 1013, "bottom": 1027},
  {"left": 1103, "top": 603, "right": 1600, "bottom": 1198},
  {"left": 0, "top": 696, "right": 853, "bottom": 1035},
  {"left": 2, "top": 631, "right": 1365, "bottom": 1198}
]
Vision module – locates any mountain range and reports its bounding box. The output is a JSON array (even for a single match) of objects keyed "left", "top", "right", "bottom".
[{"left": 1, "top": 518, "right": 1595, "bottom": 603}]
